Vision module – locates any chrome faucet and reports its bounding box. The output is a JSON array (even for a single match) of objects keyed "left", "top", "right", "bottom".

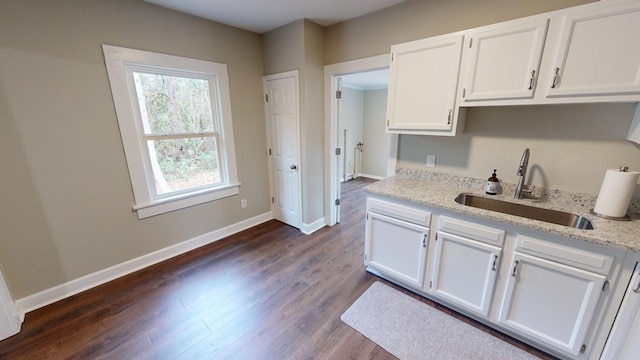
[{"left": 514, "top": 148, "right": 534, "bottom": 199}]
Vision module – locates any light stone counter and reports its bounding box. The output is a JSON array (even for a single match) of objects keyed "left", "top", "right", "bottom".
[{"left": 364, "top": 169, "right": 640, "bottom": 253}]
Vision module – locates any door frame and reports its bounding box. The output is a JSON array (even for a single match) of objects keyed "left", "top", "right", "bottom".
[
  {"left": 0, "top": 267, "right": 20, "bottom": 341},
  {"left": 263, "top": 70, "right": 302, "bottom": 229},
  {"left": 324, "top": 54, "right": 397, "bottom": 226}
]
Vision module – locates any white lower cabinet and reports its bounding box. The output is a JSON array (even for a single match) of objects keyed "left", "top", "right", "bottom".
[
  {"left": 364, "top": 198, "right": 431, "bottom": 288},
  {"left": 601, "top": 262, "right": 640, "bottom": 360},
  {"left": 429, "top": 216, "right": 505, "bottom": 317},
  {"left": 498, "top": 252, "right": 606, "bottom": 357},
  {"left": 363, "top": 195, "right": 628, "bottom": 359}
]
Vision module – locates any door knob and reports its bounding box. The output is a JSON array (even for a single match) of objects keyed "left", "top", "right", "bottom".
[{"left": 290, "top": 164, "right": 297, "bottom": 170}]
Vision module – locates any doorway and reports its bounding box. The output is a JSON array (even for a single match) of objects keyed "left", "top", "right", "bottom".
[
  {"left": 339, "top": 69, "right": 390, "bottom": 182},
  {"left": 324, "top": 55, "right": 398, "bottom": 226}
]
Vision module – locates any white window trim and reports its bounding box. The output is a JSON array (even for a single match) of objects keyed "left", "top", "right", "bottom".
[{"left": 102, "top": 45, "right": 240, "bottom": 219}]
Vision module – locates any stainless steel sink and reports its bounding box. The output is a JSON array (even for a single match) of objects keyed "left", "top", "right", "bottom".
[{"left": 454, "top": 193, "right": 594, "bottom": 230}]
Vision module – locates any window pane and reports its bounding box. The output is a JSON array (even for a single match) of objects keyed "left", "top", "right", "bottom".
[
  {"left": 147, "top": 137, "right": 221, "bottom": 195},
  {"left": 133, "top": 72, "right": 215, "bottom": 135}
]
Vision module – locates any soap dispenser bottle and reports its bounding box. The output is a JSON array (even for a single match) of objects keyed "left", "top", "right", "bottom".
[{"left": 486, "top": 169, "right": 499, "bottom": 195}]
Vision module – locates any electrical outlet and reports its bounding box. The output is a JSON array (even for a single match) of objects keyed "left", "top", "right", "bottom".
[
  {"left": 426, "top": 155, "right": 436, "bottom": 168},
  {"left": 241, "top": 199, "right": 247, "bottom": 208}
]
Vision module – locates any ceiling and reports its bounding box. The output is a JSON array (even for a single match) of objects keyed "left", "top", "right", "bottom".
[
  {"left": 342, "top": 69, "right": 389, "bottom": 90},
  {"left": 145, "top": 0, "right": 405, "bottom": 34}
]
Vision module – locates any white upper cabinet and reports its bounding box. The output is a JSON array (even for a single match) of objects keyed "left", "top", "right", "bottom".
[
  {"left": 386, "top": 34, "right": 464, "bottom": 136},
  {"left": 544, "top": 1, "right": 640, "bottom": 99},
  {"left": 461, "top": 19, "right": 549, "bottom": 102},
  {"left": 386, "top": 0, "right": 640, "bottom": 136}
]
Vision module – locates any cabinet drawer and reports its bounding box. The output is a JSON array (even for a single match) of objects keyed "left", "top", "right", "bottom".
[
  {"left": 438, "top": 216, "right": 505, "bottom": 247},
  {"left": 516, "top": 235, "right": 614, "bottom": 275},
  {"left": 367, "top": 197, "right": 431, "bottom": 227}
]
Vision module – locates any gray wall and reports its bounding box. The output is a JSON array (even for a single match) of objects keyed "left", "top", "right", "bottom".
[
  {"left": 0, "top": 0, "right": 269, "bottom": 298},
  {"left": 340, "top": 87, "right": 389, "bottom": 179},
  {"left": 362, "top": 89, "right": 390, "bottom": 178},
  {"left": 340, "top": 87, "right": 364, "bottom": 179},
  {"left": 2, "top": 0, "right": 639, "bottom": 304},
  {"left": 324, "top": 0, "right": 596, "bottom": 64},
  {"left": 326, "top": 0, "right": 640, "bottom": 196},
  {"left": 263, "top": 20, "right": 326, "bottom": 225}
]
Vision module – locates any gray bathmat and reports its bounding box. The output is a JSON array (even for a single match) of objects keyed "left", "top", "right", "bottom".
[{"left": 341, "top": 282, "right": 541, "bottom": 360}]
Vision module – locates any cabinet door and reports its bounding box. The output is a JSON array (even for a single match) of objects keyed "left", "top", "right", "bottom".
[
  {"left": 546, "top": 2, "right": 640, "bottom": 98},
  {"left": 386, "top": 34, "right": 464, "bottom": 135},
  {"left": 498, "top": 252, "right": 606, "bottom": 357},
  {"left": 365, "top": 212, "right": 429, "bottom": 288},
  {"left": 601, "top": 262, "right": 640, "bottom": 360},
  {"left": 462, "top": 18, "right": 549, "bottom": 101},
  {"left": 430, "top": 232, "right": 501, "bottom": 317}
]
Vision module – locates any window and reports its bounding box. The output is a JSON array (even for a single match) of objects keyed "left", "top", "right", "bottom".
[{"left": 103, "top": 45, "right": 239, "bottom": 219}]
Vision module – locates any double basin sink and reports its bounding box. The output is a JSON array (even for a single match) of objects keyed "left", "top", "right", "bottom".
[{"left": 454, "top": 193, "right": 594, "bottom": 230}]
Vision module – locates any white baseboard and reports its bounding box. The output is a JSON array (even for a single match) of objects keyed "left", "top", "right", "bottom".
[
  {"left": 356, "top": 173, "right": 385, "bottom": 181},
  {"left": 15, "top": 211, "right": 273, "bottom": 319},
  {"left": 301, "top": 217, "right": 326, "bottom": 235}
]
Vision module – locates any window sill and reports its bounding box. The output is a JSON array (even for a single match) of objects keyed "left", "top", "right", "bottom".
[{"left": 133, "top": 183, "right": 241, "bottom": 219}]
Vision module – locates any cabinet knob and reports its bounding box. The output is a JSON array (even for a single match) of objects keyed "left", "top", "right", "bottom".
[{"left": 290, "top": 164, "right": 297, "bottom": 170}]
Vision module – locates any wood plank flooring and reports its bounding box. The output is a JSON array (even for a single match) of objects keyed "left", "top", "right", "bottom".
[{"left": 0, "top": 178, "right": 556, "bottom": 359}]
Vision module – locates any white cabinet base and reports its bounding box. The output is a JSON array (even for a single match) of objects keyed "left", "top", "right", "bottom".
[
  {"left": 601, "top": 262, "right": 640, "bottom": 360},
  {"left": 365, "top": 211, "right": 429, "bottom": 288},
  {"left": 498, "top": 252, "right": 606, "bottom": 357},
  {"left": 430, "top": 231, "right": 501, "bottom": 317}
]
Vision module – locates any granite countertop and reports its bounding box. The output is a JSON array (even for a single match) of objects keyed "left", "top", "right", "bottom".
[{"left": 364, "top": 169, "right": 640, "bottom": 253}]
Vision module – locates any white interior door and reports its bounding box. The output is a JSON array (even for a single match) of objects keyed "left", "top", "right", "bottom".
[
  {"left": 264, "top": 71, "right": 301, "bottom": 229},
  {"left": 335, "top": 78, "right": 342, "bottom": 223}
]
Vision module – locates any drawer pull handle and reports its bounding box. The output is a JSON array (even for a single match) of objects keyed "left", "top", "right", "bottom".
[
  {"left": 491, "top": 255, "right": 499, "bottom": 271},
  {"left": 511, "top": 260, "right": 520, "bottom": 277},
  {"left": 447, "top": 109, "right": 452, "bottom": 125},
  {"left": 633, "top": 277, "right": 640, "bottom": 294},
  {"left": 528, "top": 70, "right": 536, "bottom": 90},
  {"left": 422, "top": 234, "right": 427, "bottom": 248},
  {"left": 551, "top": 67, "right": 560, "bottom": 88}
]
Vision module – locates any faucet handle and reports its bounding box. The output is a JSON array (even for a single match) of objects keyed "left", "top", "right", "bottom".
[{"left": 521, "top": 185, "right": 535, "bottom": 197}]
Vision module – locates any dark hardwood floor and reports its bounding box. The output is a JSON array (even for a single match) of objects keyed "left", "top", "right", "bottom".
[{"left": 0, "top": 178, "right": 555, "bottom": 359}]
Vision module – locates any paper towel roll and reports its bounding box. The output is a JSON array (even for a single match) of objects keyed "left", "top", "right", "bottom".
[{"left": 593, "top": 168, "right": 639, "bottom": 218}]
